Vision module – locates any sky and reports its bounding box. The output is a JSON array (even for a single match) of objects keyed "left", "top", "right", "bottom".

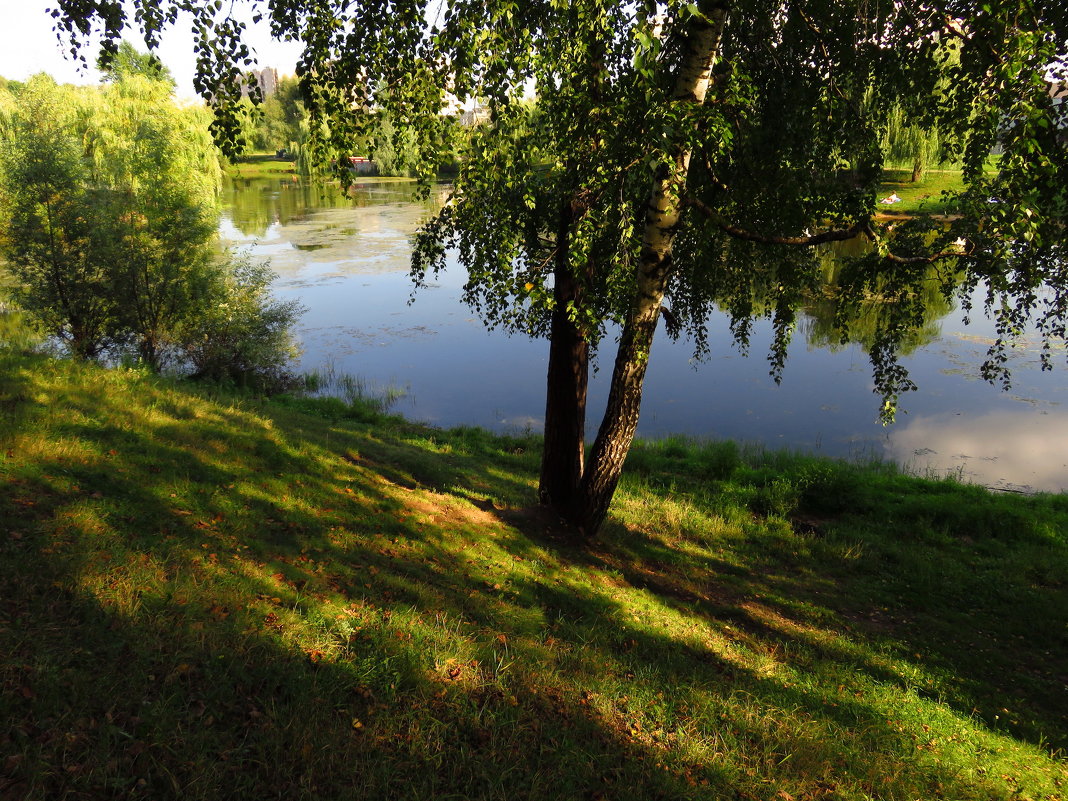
[{"left": 0, "top": 1, "right": 302, "bottom": 99}]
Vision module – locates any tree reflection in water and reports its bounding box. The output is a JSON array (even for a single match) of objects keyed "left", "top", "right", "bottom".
[{"left": 219, "top": 178, "right": 1067, "bottom": 494}]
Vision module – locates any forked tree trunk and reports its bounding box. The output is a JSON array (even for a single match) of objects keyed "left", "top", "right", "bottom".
[
  {"left": 539, "top": 199, "right": 589, "bottom": 515},
  {"left": 574, "top": 1, "right": 730, "bottom": 536}
]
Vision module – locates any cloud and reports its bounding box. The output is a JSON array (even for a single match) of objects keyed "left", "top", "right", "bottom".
[{"left": 886, "top": 409, "right": 1068, "bottom": 492}]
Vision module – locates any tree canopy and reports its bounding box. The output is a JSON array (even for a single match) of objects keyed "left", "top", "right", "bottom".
[
  {"left": 98, "top": 39, "right": 175, "bottom": 85},
  {"left": 0, "top": 72, "right": 219, "bottom": 364},
  {"left": 50, "top": 0, "right": 1068, "bottom": 536}
]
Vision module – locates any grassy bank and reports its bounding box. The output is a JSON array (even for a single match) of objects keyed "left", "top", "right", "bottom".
[
  {"left": 1, "top": 348, "right": 1066, "bottom": 800},
  {"left": 875, "top": 168, "right": 967, "bottom": 216},
  {"left": 223, "top": 153, "right": 423, "bottom": 183},
  {"left": 225, "top": 155, "right": 965, "bottom": 207},
  {"left": 224, "top": 153, "right": 301, "bottom": 180}
]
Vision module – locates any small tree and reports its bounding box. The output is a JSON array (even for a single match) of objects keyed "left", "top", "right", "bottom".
[
  {"left": 84, "top": 73, "right": 221, "bottom": 368},
  {"left": 0, "top": 77, "right": 117, "bottom": 358},
  {"left": 1, "top": 66, "right": 304, "bottom": 385},
  {"left": 0, "top": 70, "right": 228, "bottom": 369},
  {"left": 882, "top": 104, "right": 945, "bottom": 183}
]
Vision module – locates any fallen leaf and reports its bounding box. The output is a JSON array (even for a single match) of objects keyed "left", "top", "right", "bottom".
[{"left": 167, "top": 663, "right": 194, "bottom": 682}]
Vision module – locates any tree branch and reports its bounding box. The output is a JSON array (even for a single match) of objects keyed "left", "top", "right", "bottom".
[
  {"left": 684, "top": 196, "right": 867, "bottom": 245},
  {"left": 860, "top": 222, "right": 976, "bottom": 264},
  {"left": 684, "top": 197, "right": 976, "bottom": 262}
]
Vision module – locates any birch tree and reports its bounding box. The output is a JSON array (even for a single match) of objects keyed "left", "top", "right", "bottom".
[{"left": 51, "top": 0, "right": 1068, "bottom": 537}]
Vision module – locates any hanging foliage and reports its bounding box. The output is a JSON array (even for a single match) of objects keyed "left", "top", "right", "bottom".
[{"left": 48, "top": 0, "right": 1068, "bottom": 536}]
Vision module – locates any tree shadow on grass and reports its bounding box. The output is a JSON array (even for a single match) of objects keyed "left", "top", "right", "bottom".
[
  {"left": 0, "top": 351, "right": 36, "bottom": 447},
  {"left": 2, "top": 555, "right": 700, "bottom": 800},
  {"left": 2, "top": 362, "right": 1065, "bottom": 800},
  {"left": 579, "top": 497, "right": 1068, "bottom": 756},
  {"left": 4, "top": 515, "right": 1047, "bottom": 801},
  {"left": 0, "top": 375, "right": 701, "bottom": 798}
]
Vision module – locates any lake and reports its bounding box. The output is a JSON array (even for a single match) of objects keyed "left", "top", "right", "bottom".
[{"left": 220, "top": 176, "right": 1068, "bottom": 494}]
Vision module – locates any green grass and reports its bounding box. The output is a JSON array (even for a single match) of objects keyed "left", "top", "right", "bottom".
[
  {"left": 223, "top": 153, "right": 420, "bottom": 183},
  {"left": 875, "top": 168, "right": 968, "bottom": 216},
  {"left": 224, "top": 153, "right": 300, "bottom": 180},
  {"left": 1, "top": 347, "right": 1067, "bottom": 800}
]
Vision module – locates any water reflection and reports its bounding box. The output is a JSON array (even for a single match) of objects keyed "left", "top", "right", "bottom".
[
  {"left": 888, "top": 409, "right": 1068, "bottom": 493},
  {"left": 800, "top": 242, "right": 955, "bottom": 356},
  {"left": 222, "top": 176, "right": 426, "bottom": 238},
  {"left": 220, "top": 179, "right": 443, "bottom": 281},
  {"left": 219, "top": 177, "right": 1067, "bottom": 494}
]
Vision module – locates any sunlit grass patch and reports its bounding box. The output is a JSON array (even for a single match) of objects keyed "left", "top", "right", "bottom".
[
  {"left": 876, "top": 167, "right": 969, "bottom": 215},
  {"left": 224, "top": 153, "right": 299, "bottom": 180}
]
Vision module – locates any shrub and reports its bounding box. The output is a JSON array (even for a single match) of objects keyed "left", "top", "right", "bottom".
[{"left": 179, "top": 255, "right": 304, "bottom": 393}]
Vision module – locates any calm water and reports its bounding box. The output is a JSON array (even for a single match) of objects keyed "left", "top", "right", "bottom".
[{"left": 220, "top": 177, "right": 1068, "bottom": 494}]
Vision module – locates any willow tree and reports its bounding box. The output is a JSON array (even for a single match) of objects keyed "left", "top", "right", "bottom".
[
  {"left": 882, "top": 103, "right": 945, "bottom": 183},
  {"left": 1, "top": 68, "right": 221, "bottom": 367},
  {"left": 0, "top": 76, "right": 117, "bottom": 358},
  {"left": 53, "top": 0, "right": 1068, "bottom": 537},
  {"left": 88, "top": 74, "right": 221, "bottom": 367}
]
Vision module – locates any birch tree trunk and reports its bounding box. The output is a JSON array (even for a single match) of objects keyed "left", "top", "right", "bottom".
[{"left": 576, "top": 2, "right": 730, "bottom": 536}]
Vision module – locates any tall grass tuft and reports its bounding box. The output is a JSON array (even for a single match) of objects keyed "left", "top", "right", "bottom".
[{"left": 298, "top": 362, "right": 407, "bottom": 417}]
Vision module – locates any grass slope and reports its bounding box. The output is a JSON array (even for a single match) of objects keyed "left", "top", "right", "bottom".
[
  {"left": 223, "top": 153, "right": 419, "bottom": 183},
  {"left": 1, "top": 350, "right": 1066, "bottom": 801}
]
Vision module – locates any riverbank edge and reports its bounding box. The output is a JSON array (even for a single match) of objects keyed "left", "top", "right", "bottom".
[{"left": 223, "top": 153, "right": 431, "bottom": 183}]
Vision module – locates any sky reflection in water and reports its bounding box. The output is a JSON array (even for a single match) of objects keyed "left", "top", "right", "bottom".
[{"left": 220, "top": 178, "right": 1067, "bottom": 494}]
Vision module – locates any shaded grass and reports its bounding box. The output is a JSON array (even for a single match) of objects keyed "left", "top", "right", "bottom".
[{"left": 1, "top": 353, "right": 1066, "bottom": 800}]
